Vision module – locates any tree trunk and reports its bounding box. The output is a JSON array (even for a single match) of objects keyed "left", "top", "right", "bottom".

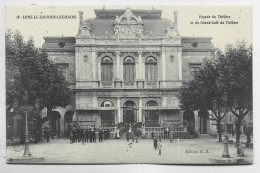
[
  {"left": 216, "top": 121, "right": 222, "bottom": 142},
  {"left": 235, "top": 117, "right": 242, "bottom": 144}
]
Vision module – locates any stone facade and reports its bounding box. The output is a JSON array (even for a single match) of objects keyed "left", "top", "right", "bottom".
[{"left": 42, "top": 7, "right": 215, "bottom": 137}]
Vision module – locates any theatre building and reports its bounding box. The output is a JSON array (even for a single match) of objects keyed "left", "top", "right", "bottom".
[{"left": 42, "top": 7, "right": 215, "bottom": 137}]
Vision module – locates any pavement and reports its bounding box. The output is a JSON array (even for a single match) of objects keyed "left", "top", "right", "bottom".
[{"left": 5, "top": 135, "right": 253, "bottom": 164}]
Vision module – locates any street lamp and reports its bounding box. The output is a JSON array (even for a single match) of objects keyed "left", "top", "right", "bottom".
[
  {"left": 22, "top": 90, "right": 31, "bottom": 157},
  {"left": 12, "top": 91, "right": 41, "bottom": 158}
]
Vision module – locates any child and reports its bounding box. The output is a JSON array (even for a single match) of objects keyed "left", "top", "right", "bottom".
[{"left": 158, "top": 141, "right": 162, "bottom": 155}]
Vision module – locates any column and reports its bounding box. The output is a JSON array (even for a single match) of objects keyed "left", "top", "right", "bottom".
[
  {"left": 139, "top": 98, "right": 142, "bottom": 122},
  {"left": 116, "top": 52, "right": 120, "bottom": 80},
  {"left": 117, "top": 98, "right": 121, "bottom": 123},
  {"left": 75, "top": 47, "right": 80, "bottom": 81},
  {"left": 177, "top": 47, "right": 182, "bottom": 86},
  {"left": 138, "top": 52, "right": 142, "bottom": 80},
  {"left": 161, "top": 47, "right": 166, "bottom": 87},
  {"left": 194, "top": 110, "right": 200, "bottom": 133},
  {"left": 97, "top": 61, "right": 101, "bottom": 81},
  {"left": 92, "top": 48, "right": 96, "bottom": 80}
]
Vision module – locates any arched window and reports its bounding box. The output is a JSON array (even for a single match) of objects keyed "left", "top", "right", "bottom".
[
  {"left": 101, "top": 57, "right": 113, "bottom": 83},
  {"left": 101, "top": 100, "right": 114, "bottom": 107},
  {"left": 145, "top": 57, "right": 157, "bottom": 82},
  {"left": 123, "top": 56, "right": 135, "bottom": 85},
  {"left": 146, "top": 100, "right": 159, "bottom": 107}
]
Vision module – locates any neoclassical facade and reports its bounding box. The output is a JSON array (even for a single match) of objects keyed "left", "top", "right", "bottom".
[{"left": 42, "top": 7, "right": 215, "bottom": 137}]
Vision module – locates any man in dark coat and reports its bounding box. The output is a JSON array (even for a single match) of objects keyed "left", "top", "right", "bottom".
[
  {"left": 93, "top": 129, "right": 97, "bottom": 142},
  {"left": 85, "top": 129, "right": 89, "bottom": 143},
  {"left": 46, "top": 128, "right": 50, "bottom": 142},
  {"left": 107, "top": 129, "right": 110, "bottom": 139},
  {"left": 99, "top": 129, "right": 103, "bottom": 142},
  {"left": 153, "top": 137, "right": 158, "bottom": 150}
]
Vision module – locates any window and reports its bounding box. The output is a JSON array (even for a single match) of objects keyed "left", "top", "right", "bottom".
[
  {"left": 101, "top": 100, "right": 114, "bottom": 107},
  {"left": 146, "top": 100, "right": 159, "bottom": 107},
  {"left": 101, "top": 57, "right": 113, "bottom": 84},
  {"left": 123, "top": 56, "right": 135, "bottom": 85},
  {"left": 189, "top": 63, "right": 201, "bottom": 78},
  {"left": 56, "top": 63, "right": 68, "bottom": 79},
  {"left": 145, "top": 57, "right": 157, "bottom": 82}
]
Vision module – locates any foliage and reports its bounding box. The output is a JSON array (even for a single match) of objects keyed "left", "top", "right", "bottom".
[
  {"left": 6, "top": 29, "right": 72, "bottom": 111},
  {"left": 178, "top": 40, "right": 252, "bottom": 143}
]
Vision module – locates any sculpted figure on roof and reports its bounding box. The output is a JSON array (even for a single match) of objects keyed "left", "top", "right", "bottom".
[
  {"left": 113, "top": 7, "right": 144, "bottom": 39},
  {"left": 166, "top": 23, "right": 179, "bottom": 38}
]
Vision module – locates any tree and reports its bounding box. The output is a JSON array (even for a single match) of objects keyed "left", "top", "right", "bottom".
[
  {"left": 178, "top": 52, "right": 228, "bottom": 142},
  {"left": 6, "top": 29, "right": 72, "bottom": 137},
  {"left": 216, "top": 41, "right": 252, "bottom": 145},
  {"left": 178, "top": 41, "right": 252, "bottom": 145}
]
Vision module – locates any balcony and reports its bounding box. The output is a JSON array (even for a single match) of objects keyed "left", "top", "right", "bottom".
[{"left": 76, "top": 80, "right": 183, "bottom": 89}]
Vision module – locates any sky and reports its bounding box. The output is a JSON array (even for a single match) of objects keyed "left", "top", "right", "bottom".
[{"left": 5, "top": 5, "right": 252, "bottom": 51}]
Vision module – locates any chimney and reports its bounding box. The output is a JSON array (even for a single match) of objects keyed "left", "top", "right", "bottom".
[
  {"left": 79, "top": 11, "right": 83, "bottom": 26},
  {"left": 174, "top": 11, "right": 178, "bottom": 28}
]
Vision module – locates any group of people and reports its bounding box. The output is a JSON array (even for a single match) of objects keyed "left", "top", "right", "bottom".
[
  {"left": 70, "top": 128, "right": 111, "bottom": 144},
  {"left": 125, "top": 125, "right": 142, "bottom": 143}
]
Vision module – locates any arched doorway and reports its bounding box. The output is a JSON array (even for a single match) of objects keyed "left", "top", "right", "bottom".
[
  {"left": 183, "top": 110, "right": 195, "bottom": 135},
  {"left": 144, "top": 100, "right": 159, "bottom": 127},
  {"left": 100, "top": 100, "right": 115, "bottom": 127},
  {"left": 123, "top": 100, "right": 137, "bottom": 125},
  {"left": 64, "top": 111, "right": 74, "bottom": 137},
  {"left": 198, "top": 110, "right": 209, "bottom": 134},
  {"left": 49, "top": 111, "right": 61, "bottom": 138}
]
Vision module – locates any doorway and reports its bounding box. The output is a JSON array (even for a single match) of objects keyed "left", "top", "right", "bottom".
[{"left": 123, "top": 100, "right": 137, "bottom": 124}]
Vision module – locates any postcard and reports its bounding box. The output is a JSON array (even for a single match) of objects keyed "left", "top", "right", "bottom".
[{"left": 5, "top": 5, "right": 252, "bottom": 165}]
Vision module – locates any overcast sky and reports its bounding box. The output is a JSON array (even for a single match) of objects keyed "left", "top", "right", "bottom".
[{"left": 5, "top": 5, "right": 252, "bottom": 50}]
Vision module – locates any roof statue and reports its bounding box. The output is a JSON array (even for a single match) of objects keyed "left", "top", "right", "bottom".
[{"left": 113, "top": 7, "right": 144, "bottom": 41}]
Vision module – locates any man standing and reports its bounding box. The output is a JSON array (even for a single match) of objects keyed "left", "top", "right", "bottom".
[
  {"left": 92, "top": 129, "right": 96, "bottom": 142},
  {"left": 86, "top": 129, "right": 89, "bottom": 143},
  {"left": 158, "top": 141, "right": 162, "bottom": 155},
  {"left": 99, "top": 128, "right": 103, "bottom": 142},
  {"left": 153, "top": 137, "right": 157, "bottom": 150}
]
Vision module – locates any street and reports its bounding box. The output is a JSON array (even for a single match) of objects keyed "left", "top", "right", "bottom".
[{"left": 6, "top": 135, "right": 253, "bottom": 164}]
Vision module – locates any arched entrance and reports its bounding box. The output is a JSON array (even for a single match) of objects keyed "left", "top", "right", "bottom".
[
  {"left": 198, "top": 110, "right": 209, "bottom": 134},
  {"left": 183, "top": 110, "right": 195, "bottom": 135},
  {"left": 49, "top": 111, "right": 61, "bottom": 138},
  {"left": 100, "top": 100, "right": 115, "bottom": 127},
  {"left": 64, "top": 111, "right": 74, "bottom": 137},
  {"left": 123, "top": 100, "right": 137, "bottom": 125},
  {"left": 144, "top": 100, "right": 159, "bottom": 127}
]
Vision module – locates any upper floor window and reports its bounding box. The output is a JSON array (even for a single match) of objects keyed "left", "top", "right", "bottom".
[
  {"left": 123, "top": 56, "right": 135, "bottom": 85},
  {"left": 146, "top": 100, "right": 159, "bottom": 107},
  {"left": 56, "top": 63, "right": 68, "bottom": 79},
  {"left": 189, "top": 63, "right": 201, "bottom": 78},
  {"left": 145, "top": 57, "right": 157, "bottom": 82},
  {"left": 101, "top": 56, "right": 113, "bottom": 83}
]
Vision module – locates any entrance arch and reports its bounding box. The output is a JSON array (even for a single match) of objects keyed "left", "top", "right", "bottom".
[
  {"left": 183, "top": 110, "right": 195, "bottom": 135},
  {"left": 123, "top": 100, "right": 137, "bottom": 124},
  {"left": 64, "top": 111, "right": 74, "bottom": 137},
  {"left": 144, "top": 100, "right": 159, "bottom": 127},
  {"left": 198, "top": 110, "right": 209, "bottom": 134},
  {"left": 100, "top": 100, "right": 115, "bottom": 127},
  {"left": 49, "top": 111, "right": 61, "bottom": 138}
]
